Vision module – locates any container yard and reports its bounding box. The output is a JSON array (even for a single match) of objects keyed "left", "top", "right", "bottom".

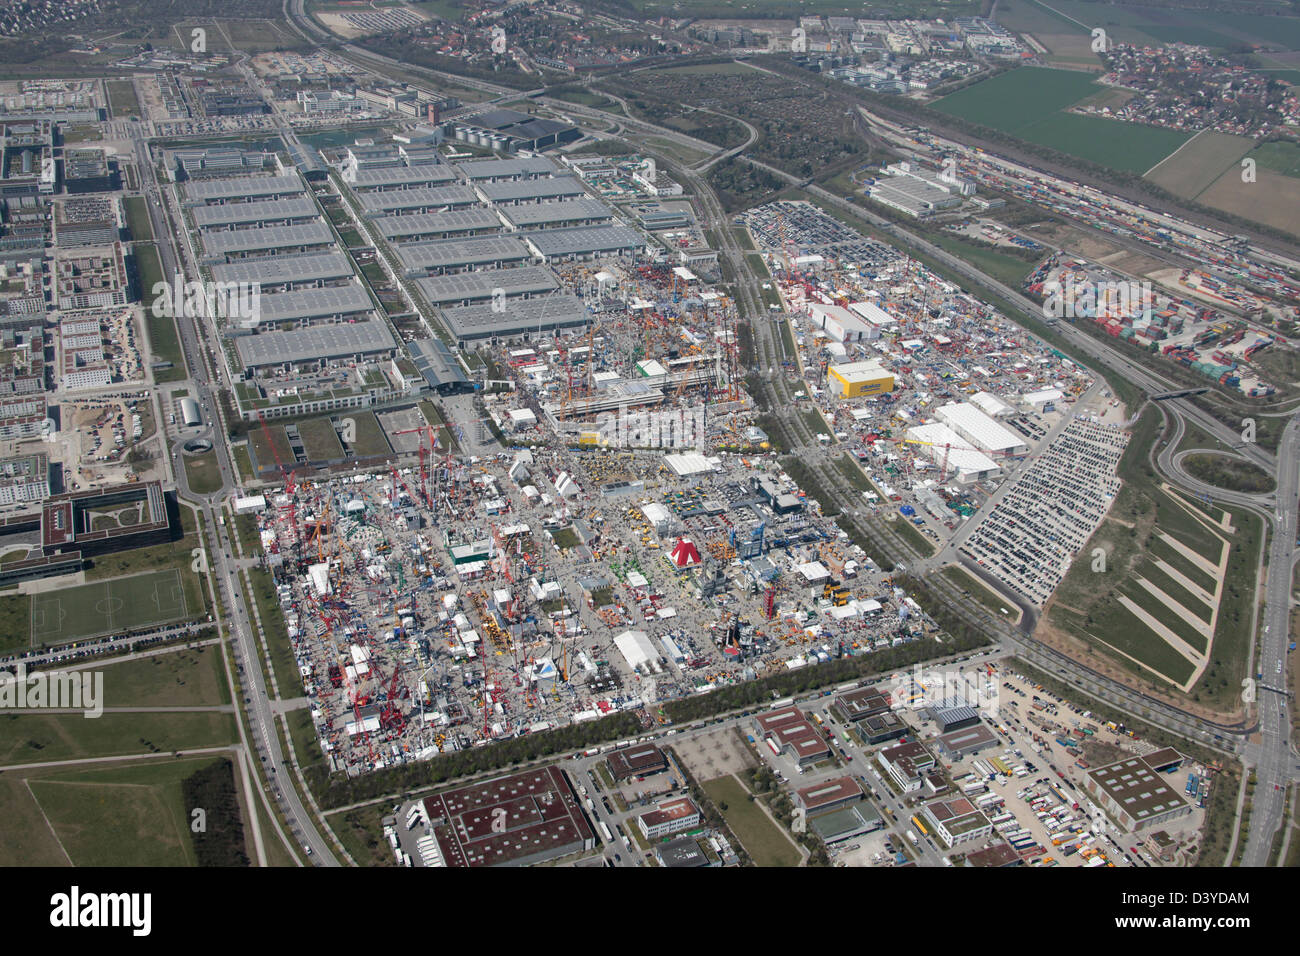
[{"left": 1024, "top": 253, "right": 1281, "bottom": 396}]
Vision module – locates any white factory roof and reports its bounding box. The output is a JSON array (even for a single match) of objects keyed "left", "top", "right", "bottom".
[
  {"left": 641, "top": 502, "right": 672, "bottom": 526},
  {"left": 1023, "top": 387, "right": 1064, "bottom": 405},
  {"left": 233, "top": 494, "right": 266, "bottom": 513},
  {"left": 830, "top": 359, "right": 892, "bottom": 382},
  {"left": 797, "top": 561, "right": 831, "bottom": 582},
  {"left": 507, "top": 407, "right": 537, "bottom": 424},
  {"left": 970, "top": 391, "right": 1013, "bottom": 418},
  {"left": 848, "top": 300, "right": 898, "bottom": 326},
  {"left": 934, "top": 401, "right": 1027, "bottom": 454},
  {"left": 664, "top": 453, "right": 715, "bottom": 476},
  {"left": 906, "top": 422, "right": 1000, "bottom": 477},
  {"left": 614, "top": 630, "right": 659, "bottom": 672},
  {"left": 307, "top": 562, "right": 331, "bottom": 597}
]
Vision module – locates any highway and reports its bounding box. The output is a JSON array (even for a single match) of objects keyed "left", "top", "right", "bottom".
[
  {"left": 127, "top": 101, "right": 338, "bottom": 865},
  {"left": 244, "top": 7, "right": 1300, "bottom": 859}
]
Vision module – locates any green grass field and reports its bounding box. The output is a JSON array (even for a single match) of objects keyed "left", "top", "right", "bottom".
[
  {"left": 702, "top": 774, "right": 801, "bottom": 867},
  {"left": 31, "top": 570, "right": 190, "bottom": 646},
  {"left": 296, "top": 416, "right": 345, "bottom": 462},
  {"left": 184, "top": 449, "right": 225, "bottom": 495},
  {"left": 136, "top": 243, "right": 188, "bottom": 384},
  {"left": 1249, "top": 140, "right": 1300, "bottom": 179},
  {"left": 933, "top": 67, "right": 1191, "bottom": 173},
  {"left": 1038, "top": 0, "right": 1300, "bottom": 50},
  {"left": 0, "top": 712, "right": 236, "bottom": 767},
  {"left": 105, "top": 79, "right": 140, "bottom": 117},
  {"left": 9, "top": 755, "right": 246, "bottom": 866},
  {"left": 99, "top": 646, "right": 230, "bottom": 708}
]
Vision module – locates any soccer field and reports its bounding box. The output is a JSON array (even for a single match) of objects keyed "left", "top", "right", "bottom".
[{"left": 30, "top": 570, "right": 190, "bottom": 646}]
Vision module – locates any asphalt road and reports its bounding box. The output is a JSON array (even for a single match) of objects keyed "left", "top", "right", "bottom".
[{"left": 129, "top": 111, "right": 337, "bottom": 865}]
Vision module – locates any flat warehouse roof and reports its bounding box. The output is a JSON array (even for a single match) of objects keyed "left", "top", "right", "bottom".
[
  {"left": 455, "top": 156, "right": 558, "bottom": 180},
  {"left": 501, "top": 198, "right": 612, "bottom": 229},
  {"left": 201, "top": 221, "right": 335, "bottom": 256},
  {"left": 906, "top": 422, "right": 1000, "bottom": 474},
  {"left": 414, "top": 265, "right": 558, "bottom": 304},
  {"left": 358, "top": 184, "right": 480, "bottom": 214},
  {"left": 191, "top": 196, "right": 319, "bottom": 229},
  {"left": 182, "top": 174, "right": 303, "bottom": 204},
  {"left": 395, "top": 235, "right": 532, "bottom": 273},
  {"left": 210, "top": 251, "right": 353, "bottom": 286},
  {"left": 256, "top": 283, "right": 373, "bottom": 323},
  {"left": 349, "top": 165, "right": 459, "bottom": 189},
  {"left": 375, "top": 207, "right": 501, "bottom": 240},
  {"left": 1089, "top": 756, "right": 1190, "bottom": 822},
  {"left": 523, "top": 224, "right": 643, "bottom": 257},
  {"left": 935, "top": 402, "right": 1027, "bottom": 453},
  {"left": 235, "top": 318, "right": 395, "bottom": 367},
  {"left": 478, "top": 176, "right": 585, "bottom": 202},
  {"left": 439, "top": 293, "right": 587, "bottom": 340}
]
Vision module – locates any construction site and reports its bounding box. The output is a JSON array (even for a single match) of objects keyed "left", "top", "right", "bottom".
[{"left": 244, "top": 224, "right": 985, "bottom": 774}]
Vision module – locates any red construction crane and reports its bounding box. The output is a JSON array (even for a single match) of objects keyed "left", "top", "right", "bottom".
[{"left": 255, "top": 408, "right": 302, "bottom": 562}]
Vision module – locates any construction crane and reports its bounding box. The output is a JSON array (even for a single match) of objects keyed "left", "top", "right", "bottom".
[{"left": 255, "top": 408, "right": 303, "bottom": 565}]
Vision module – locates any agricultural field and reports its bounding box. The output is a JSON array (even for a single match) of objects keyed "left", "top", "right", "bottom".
[
  {"left": 1036, "top": 0, "right": 1300, "bottom": 51},
  {"left": 933, "top": 67, "right": 1192, "bottom": 173},
  {"left": 994, "top": 0, "right": 1102, "bottom": 68},
  {"left": 622, "top": 0, "right": 979, "bottom": 16},
  {"left": 1195, "top": 166, "right": 1300, "bottom": 237},
  {"left": 1247, "top": 140, "right": 1300, "bottom": 179},
  {"left": 1145, "top": 131, "right": 1256, "bottom": 198},
  {"left": 932, "top": 67, "right": 1101, "bottom": 132}
]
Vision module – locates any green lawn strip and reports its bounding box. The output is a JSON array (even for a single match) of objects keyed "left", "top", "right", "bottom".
[
  {"left": 1115, "top": 576, "right": 1209, "bottom": 655},
  {"left": 247, "top": 566, "right": 302, "bottom": 699},
  {"left": 231, "top": 443, "right": 255, "bottom": 484},
  {"left": 938, "top": 566, "right": 1017, "bottom": 617},
  {"left": 1133, "top": 561, "right": 1213, "bottom": 625},
  {"left": 348, "top": 410, "right": 391, "bottom": 457},
  {"left": 123, "top": 196, "right": 153, "bottom": 242},
  {"left": 135, "top": 243, "right": 188, "bottom": 382},
  {"left": 1145, "top": 534, "right": 1218, "bottom": 595},
  {"left": 0, "top": 712, "right": 236, "bottom": 766}
]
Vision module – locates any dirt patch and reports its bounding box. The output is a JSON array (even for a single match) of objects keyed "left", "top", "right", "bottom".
[{"left": 673, "top": 726, "right": 757, "bottom": 781}]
